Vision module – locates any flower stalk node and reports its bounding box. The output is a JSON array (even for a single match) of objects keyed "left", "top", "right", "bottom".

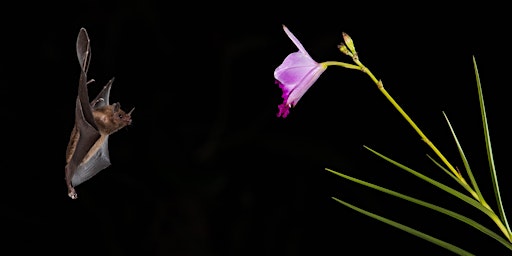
[{"left": 377, "top": 80, "right": 384, "bottom": 89}]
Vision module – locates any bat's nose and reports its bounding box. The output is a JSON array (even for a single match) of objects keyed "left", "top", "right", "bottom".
[{"left": 124, "top": 115, "right": 133, "bottom": 125}]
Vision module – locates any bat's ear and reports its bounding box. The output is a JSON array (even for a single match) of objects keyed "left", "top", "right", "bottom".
[
  {"left": 91, "top": 78, "right": 114, "bottom": 109},
  {"left": 76, "top": 28, "right": 91, "bottom": 73},
  {"left": 113, "top": 102, "right": 121, "bottom": 112}
]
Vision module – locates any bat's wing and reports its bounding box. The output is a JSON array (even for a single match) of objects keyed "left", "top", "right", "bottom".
[
  {"left": 91, "top": 77, "right": 115, "bottom": 109},
  {"left": 76, "top": 27, "right": 91, "bottom": 74},
  {"left": 76, "top": 28, "right": 96, "bottom": 128},
  {"left": 70, "top": 135, "right": 111, "bottom": 187},
  {"left": 65, "top": 28, "right": 111, "bottom": 199}
]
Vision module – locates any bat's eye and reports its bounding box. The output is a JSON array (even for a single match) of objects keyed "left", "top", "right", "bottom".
[{"left": 118, "top": 114, "right": 124, "bottom": 118}]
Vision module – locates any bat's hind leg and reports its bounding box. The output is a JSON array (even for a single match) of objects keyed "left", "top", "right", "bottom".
[
  {"left": 65, "top": 166, "right": 78, "bottom": 199},
  {"left": 67, "top": 185, "right": 78, "bottom": 199}
]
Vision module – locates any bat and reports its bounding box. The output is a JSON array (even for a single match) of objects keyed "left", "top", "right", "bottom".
[{"left": 65, "top": 28, "right": 134, "bottom": 199}]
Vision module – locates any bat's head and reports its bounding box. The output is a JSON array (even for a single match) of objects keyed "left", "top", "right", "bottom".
[
  {"left": 114, "top": 102, "right": 134, "bottom": 124},
  {"left": 93, "top": 103, "right": 134, "bottom": 135}
]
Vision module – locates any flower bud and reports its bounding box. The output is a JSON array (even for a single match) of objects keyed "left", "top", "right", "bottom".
[
  {"left": 338, "top": 44, "right": 353, "bottom": 57},
  {"left": 342, "top": 32, "right": 356, "bottom": 54}
]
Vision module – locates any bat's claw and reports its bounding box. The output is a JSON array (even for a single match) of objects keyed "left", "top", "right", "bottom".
[{"left": 68, "top": 188, "right": 78, "bottom": 199}]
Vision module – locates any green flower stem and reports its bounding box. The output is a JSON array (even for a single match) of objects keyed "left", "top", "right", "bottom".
[
  {"left": 379, "top": 83, "right": 470, "bottom": 185},
  {"left": 323, "top": 61, "right": 361, "bottom": 70},
  {"left": 324, "top": 61, "right": 466, "bottom": 188},
  {"left": 353, "top": 59, "right": 473, "bottom": 191}
]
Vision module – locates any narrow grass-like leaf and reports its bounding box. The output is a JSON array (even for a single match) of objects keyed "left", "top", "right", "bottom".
[
  {"left": 473, "top": 56, "right": 511, "bottom": 235},
  {"left": 442, "top": 111, "right": 484, "bottom": 203},
  {"left": 426, "top": 154, "right": 458, "bottom": 181},
  {"left": 330, "top": 197, "right": 476, "bottom": 255},
  {"left": 363, "top": 145, "right": 506, "bottom": 232},
  {"left": 426, "top": 154, "right": 473, "bottom": 193},
  {"left": 326, "top": 168, "right": 512, "bottom": 250}
]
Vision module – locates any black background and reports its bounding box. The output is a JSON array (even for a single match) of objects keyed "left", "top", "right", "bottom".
[{"left": 3, "top": 1, "right": 512, "bottom": 255}]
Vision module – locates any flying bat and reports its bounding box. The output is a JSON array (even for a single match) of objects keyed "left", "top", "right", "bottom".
[{"left": 65, "top": 28, "right": 134, "bottom": 199}]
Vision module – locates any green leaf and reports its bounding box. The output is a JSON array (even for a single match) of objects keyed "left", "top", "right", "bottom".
[
  {"left": 473, "top": 56, "right": 511, "bottom": 236},
  {"left": 441, "top": 111, "right": 484, "bottom": 201},
  {"left": 362, "top": 145, "right": 509, "bottom": 237},
  {"left": 326, "top": 168, "right": 512, "bottom": 251},
  {"left": 330, "top": 196, "right": 476, "bottom": 255}
]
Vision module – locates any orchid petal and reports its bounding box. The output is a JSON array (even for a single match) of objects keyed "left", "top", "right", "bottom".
[
  {"left": 282, "top": 25, "right": 310, "bottom": 57},
  {"left": 274, "top": 25, "right": 327, "bottom": 118}
]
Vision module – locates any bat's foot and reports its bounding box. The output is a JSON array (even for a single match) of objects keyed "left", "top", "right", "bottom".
[{"left": 68, "top": 188, "right": 78, "bottom": 199}]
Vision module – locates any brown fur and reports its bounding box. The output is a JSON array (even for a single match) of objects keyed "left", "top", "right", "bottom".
[
  {"left": 65, "top": 105, "right": 132, "bottom": 165},
  {"left": 93, "top": 104, "right": 132, "bottom": 135},
  {"left": 66, "top": 126, "right": 79, "bottom": 164}
]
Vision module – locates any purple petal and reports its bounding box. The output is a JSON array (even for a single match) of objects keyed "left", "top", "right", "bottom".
[
  {"left": 274, "top": 25, "right": 327, "bottom": 118},
  {"left": 282, "top": 25, "right": 310, "bottom": 57},
  {"left": 274, "top": 52, "right": 320, "bottom": 89}
]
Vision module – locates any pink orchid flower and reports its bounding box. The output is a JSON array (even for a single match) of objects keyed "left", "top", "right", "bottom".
[{"left": 274, "top": 25, "right": 327, "bottom": 118}]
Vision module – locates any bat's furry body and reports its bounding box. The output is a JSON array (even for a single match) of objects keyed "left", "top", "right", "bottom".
[{"left": 65, "top": 28, "right": 133, "bottom": 199}]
